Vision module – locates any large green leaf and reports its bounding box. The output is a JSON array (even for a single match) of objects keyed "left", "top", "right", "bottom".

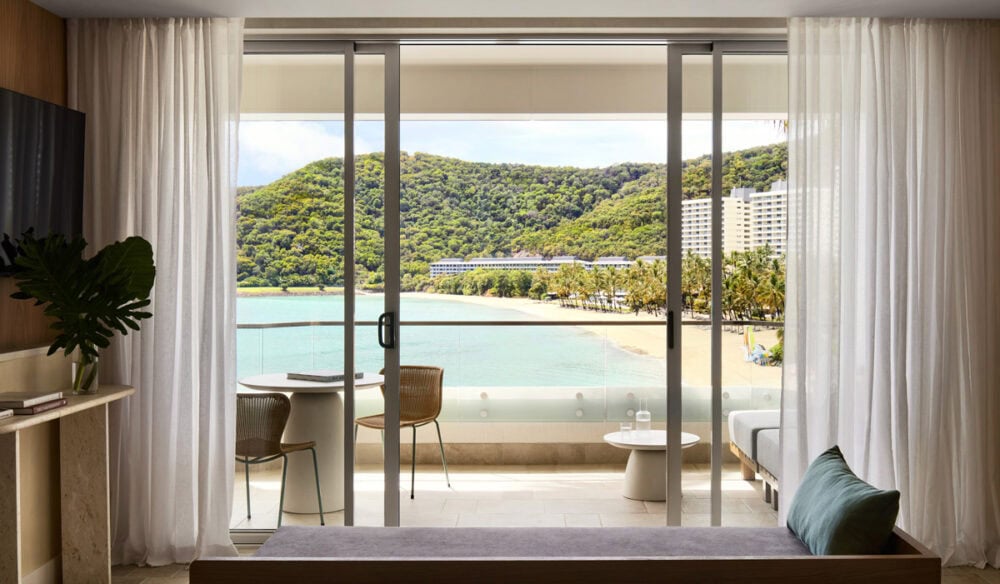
[
  {"left": 92, "top": 237, "right": 156, "bottom": 300},
  {"left": 11, "top": 233, "right": 156, "bottom": 358}
]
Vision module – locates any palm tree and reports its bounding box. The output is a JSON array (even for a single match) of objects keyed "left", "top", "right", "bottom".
[
  {"left": 604, "top": 266, "right": 620, "bottom": 312},
  {"left": 552, "top": 264, "right": 573, "bottom": 307},
  {"left": 624, "top": 260, "right": 646, "bottom": 314}
]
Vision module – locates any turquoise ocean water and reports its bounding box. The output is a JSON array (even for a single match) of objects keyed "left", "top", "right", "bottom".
[{"left": 237, "top": 294, "right": 665, "bottom": 390}]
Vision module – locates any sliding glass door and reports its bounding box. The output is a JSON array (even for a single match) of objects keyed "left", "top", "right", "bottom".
[
  {"left": 713, "top": 44, "right": 787, "bottom": 526},
  {"left": 396, "top": 44, "right": 670, "bottom": 528},
  {"left": 232, "top": 40, "right": 402, "bottom": 535},
  {"left": 668, "top": 43, "right": 787, "bottom": 526},
  {"left": 345, "top": 44, "right": 403, "bottom": 527},
  {"left": 234, "top": 46, "right": 350, "bottom": 539},
  {"left": 234, "top": 37, "right": 786, "bottom": 534}
]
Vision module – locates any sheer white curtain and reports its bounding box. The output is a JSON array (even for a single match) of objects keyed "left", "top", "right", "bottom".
[
  {"left": 67, "top": 18, "right": 243, "bottom": 565},
  {"left": 782, "top": 17, "right": 1000, "bottom": 567}
]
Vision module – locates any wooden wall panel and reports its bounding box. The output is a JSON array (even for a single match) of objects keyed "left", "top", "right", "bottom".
[
  {"left": 0, "top": 2, "right": 68, "bottom": 579},
  {"left": 0, "top": 0, "right": 67, "bottom": 106},
  {"left": 0, "top": 0, "right": 66, "bottom": 353},
  {"left": 0, "top": 279, "right": 56, "bottom": 354}
]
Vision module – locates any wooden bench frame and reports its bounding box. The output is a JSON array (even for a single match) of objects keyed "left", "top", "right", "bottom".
[
  {"left": 191, "top": 527, "right": 940, "bottom": 584},
  {"left": 731, "top": 441, "right": 780, "bottom": 510}
]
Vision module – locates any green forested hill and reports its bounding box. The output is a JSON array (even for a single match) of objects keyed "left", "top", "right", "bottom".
[
  {"left": 512, "top": 172, "right": 667, "bottom": 259},
  {"left": 236, "top": 143, "right": 787, "bottom": 288}
]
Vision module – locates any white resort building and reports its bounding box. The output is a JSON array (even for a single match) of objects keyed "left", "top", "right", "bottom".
[
  {"left": 749, "top": 180, "right": 788, "bottom": 256},
  {"left": 681, "top": 180, "right": 788, "bottom": 258},
  {"left": 429, "top": 254, "right": 665, "bottom": 277}
]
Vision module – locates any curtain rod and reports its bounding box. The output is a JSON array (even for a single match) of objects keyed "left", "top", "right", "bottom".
[
  {"left": 245, "top": 17, "right": 788, "bottom": 30},
  {"left": 244, "top": 17, "right": 788, "bottom": 42}
]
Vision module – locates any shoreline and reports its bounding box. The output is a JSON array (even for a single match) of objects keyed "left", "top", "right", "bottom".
[
  {"left": 237, "top": 286, "right": 346, "bottom": 297},
  {"left": 402, "top": 292, "right": 782, "bottom": 388}
]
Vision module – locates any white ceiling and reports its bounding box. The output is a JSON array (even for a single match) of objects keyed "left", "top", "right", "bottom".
[{"left": 31, "top": 0, "right": 1000, "bottom": 19}]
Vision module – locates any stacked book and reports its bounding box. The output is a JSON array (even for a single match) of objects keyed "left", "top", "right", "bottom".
[
  {"left": 287, "top": 370, "right": 366, "bottom": 383},
  {"left": 0, "top": 391, "right": 66, "bottom": 416}
]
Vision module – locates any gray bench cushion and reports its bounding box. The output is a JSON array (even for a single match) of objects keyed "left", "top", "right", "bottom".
[
  {"left": 756, "top": 428, "right": 781, "bottom": 476},
  {"left": 255, "top": 526, "right": 810, "bottom": 559},
  {"left": 728, "top": 410, "right": 780, "bottom": 459}
]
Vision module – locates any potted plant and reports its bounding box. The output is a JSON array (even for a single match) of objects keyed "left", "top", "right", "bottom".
[{"left": 8, "top": 232, "right": 156, "bottom": 394}]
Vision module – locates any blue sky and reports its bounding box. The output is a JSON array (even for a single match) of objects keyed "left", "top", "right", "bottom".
[{"left": 238, "top": 120, "right": 785, "bottom": 187}]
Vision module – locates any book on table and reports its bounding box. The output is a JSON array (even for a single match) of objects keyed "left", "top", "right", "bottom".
[
  {"left": 0, "top": 409, "right": 12, "bottom": 420},
  {"left": 286, "top": 370, "right": 366, "bottom": 383},
  {"left": 13, "top": 398, "right": 67, "bottom": 415},
  {"left": 0, "top": 391, "right": 63, "bottom": 409}
]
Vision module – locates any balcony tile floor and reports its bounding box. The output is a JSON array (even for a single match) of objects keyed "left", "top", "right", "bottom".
[
  {"left": 230, "top": 462, "right": 777, "bottom": 529},
  {"left": 112, "top": 463, "right": 993, "bottom": 583}
]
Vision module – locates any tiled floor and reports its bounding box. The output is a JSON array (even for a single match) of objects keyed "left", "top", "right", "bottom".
[
  {"left": 230, "top": 462, "right": 778, "bottom": 529},
  {"left": 112, "top": 463, "right": 997, "bottom": 583}
]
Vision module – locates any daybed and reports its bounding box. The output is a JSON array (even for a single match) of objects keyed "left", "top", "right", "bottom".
[
  {"left": 191, "top": 525, "right": 940, "bottom": 584},
  {"left": 729, "top": 409, "right": 781, "bottom": 508}
]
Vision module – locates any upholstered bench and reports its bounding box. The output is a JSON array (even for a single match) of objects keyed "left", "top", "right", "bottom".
[
  {"left": 728, "top": 409, "right": 781, "bottom": 507},
  {"left": 755, "top": 427, "right": 781, "bottom": 506},
  {"left": 191, "top": 525, "right": 939, "bottom": 584}
]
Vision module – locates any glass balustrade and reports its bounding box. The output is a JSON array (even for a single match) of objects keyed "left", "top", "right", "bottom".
[{"left": 235, "top": 321, "right": 782, "bottom": 424}]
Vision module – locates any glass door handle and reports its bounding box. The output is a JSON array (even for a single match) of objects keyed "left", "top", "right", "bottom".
[{"left": 378, "top": 311, "right": 396, "bottom": 349}]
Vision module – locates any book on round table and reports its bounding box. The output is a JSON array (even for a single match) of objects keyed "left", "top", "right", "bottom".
[{"left": 286, "top": 370, "right": 365, "bottom": 383}]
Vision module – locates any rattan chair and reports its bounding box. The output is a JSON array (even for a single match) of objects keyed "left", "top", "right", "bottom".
[
  {"left": 355, "top": 365, "right": 451, "bottom": 499},
  {"left": 236, "top": 392, "right": 324, "bottom": 527}
]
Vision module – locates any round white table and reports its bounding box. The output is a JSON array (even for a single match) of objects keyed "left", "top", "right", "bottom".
[
  {"left": 239, "top": 372, "right": 384, "bottom": 514},
  {"left": 603, "top": 430, "right": 700, "bottom": 501}
]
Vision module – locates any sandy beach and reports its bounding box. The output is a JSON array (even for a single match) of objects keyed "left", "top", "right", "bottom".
[{"left": 405, "top": 292, "right": 782, "bottom": 388}]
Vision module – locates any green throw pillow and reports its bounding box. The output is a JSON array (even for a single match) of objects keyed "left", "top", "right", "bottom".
[{"left": 786, "top": 445, "right": 900, "bottom": 555}]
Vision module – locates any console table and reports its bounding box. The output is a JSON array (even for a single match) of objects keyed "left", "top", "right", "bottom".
[{"left": 0, "top": 385, "right": 134, "bottom": 584}]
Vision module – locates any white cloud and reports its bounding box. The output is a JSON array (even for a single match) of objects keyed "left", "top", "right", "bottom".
[{"left": 238, "top": 121, "right": 378, "bottom": 185}]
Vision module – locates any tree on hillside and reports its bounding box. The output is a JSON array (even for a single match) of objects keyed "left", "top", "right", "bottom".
[{"left": 236, "top": 144, "right": 788, "bottom": 289}]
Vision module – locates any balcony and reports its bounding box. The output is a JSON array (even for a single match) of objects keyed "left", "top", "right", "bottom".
[
  {"left": 232, "top": 462, "right": 779, "bottom": 529},
  {"left": 232, "top": 302, "right": 783, "bottom": 530}
]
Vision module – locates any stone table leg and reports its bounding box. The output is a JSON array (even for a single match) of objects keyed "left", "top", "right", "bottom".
[
  {"left": 60, "top": 404, "right": 110, "bottom": 584},
  {"left": 623, "top": 449, "right": 666, "bottom": 502},
  {"left": 282, "top": 392, "right": 343, "bottom": 514},
  {"left": 0, "top": 432, "right": 21, "bottom": 583}
]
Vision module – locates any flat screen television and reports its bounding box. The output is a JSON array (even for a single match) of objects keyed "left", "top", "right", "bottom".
[{"left": 0, "top": 87, "right": 85, "bottom": 275}]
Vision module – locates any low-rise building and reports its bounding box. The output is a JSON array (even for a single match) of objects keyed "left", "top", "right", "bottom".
[{"left": 429, "top": 255, "right": 660, "bottom": 277}]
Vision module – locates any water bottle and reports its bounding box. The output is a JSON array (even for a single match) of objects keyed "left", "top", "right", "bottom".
[{"left": 635, "top": 398, "right": 651, "bottom": 432}]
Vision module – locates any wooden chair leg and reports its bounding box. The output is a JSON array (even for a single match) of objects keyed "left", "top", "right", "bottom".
[
  {"left": 741, "top": 459, "right": 756, "bottom": 481},
  {"left": 771, "top": 490, "right": 779, "bottom": 511},
  {"left": 764, "top": 482, "right": 772, "bottom": 504}
]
